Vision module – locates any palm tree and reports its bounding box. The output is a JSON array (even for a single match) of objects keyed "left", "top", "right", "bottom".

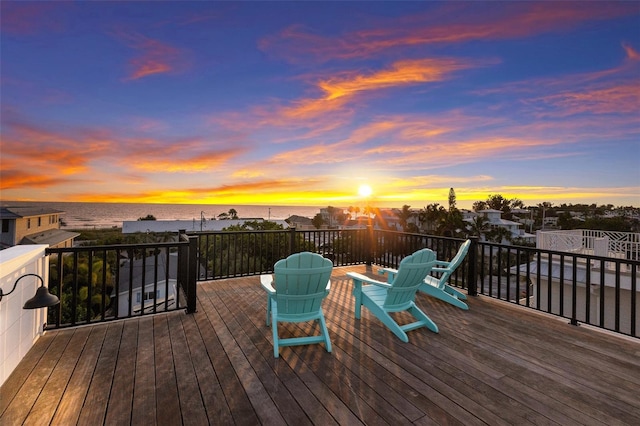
[
  {"left": 418, "top": 203, "right": 447, "bottom": 233},
  {"left": 486, "top": 226, "right": 512, "bottom": 244},
  {"left": 397, "top": 205, "right": 414, "bottom": 231},
  {"left": 468, "top": 215, "right": 489, "bottom": 239},
  {"left": 347, "top": 206, "right": 361, "bottom": 220}
]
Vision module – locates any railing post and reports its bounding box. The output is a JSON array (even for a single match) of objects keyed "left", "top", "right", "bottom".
[
  {"left": 467, "top": 237, "right": 479, "bottom": 296},
  {"left": 289, "top": 227, "right": 297, "bottom": 255},
  {"left": 186, "top": 235, "right": 198, "bottom": 314},
  {"left": 366, "top": 225, "right": 374, "bottom": 266}
]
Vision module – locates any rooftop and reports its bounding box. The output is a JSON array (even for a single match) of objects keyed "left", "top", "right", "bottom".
[
  {"left": 1, "top": 265, "right": 638, "bottom": 424},
  {"left": 0, "top": 207, "right": 64, "bottom": 219},
  {"left": 19, "top": 229, "right": 81, "bottom": 246}
]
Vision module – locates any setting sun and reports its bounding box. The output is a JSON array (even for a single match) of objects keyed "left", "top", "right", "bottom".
[{"left": 358, "top": 184, "right": 373, "bottom": 198}]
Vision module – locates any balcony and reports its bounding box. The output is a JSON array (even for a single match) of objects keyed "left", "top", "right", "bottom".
[
  {"left": 2, "top": 265, "right": 639, "bottom": 424},
  {"left": 1, "top": 230, "right": 638, "bottom": 423}
]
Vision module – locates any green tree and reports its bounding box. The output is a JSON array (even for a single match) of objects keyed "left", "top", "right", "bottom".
[
  {"left": 440, "top": 210, "right": 462, "bottom": 237},
  {"left": 397, "top": 205, "right": 414, "bottom": 231},
  {"left": 472, "top": 201, "right": 487, "bottom": 212},
  {"left": 418, "top": 203, "right": 447, "bottom": 233},
  {"left": 474, "top": 194, "right": 523, "bottom": 219},
  {"left": 222, "top": 220, "right": 284, "bottom": 231},
  {"left": 312, "top": 213, "right": 325, "bottom": 229},
  {"left": 486, "top": 226, "right": 512, "bottom": 244},
  {"left": 49, "top": 254, "right": 114, "bottom": 325},
  {"left": 347, "top": 205, "right": 361, "bottom": 220},
  {"left": 448, "top": 187, "right": 457, "bottom": 211},
  {"left": 468, "top": 215, "right": 489, "bottom": 238}
]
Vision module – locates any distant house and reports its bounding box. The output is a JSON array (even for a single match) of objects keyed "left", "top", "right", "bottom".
[
  {"left": 377, "top": 209, "right": 402, "bottom": 230},
  {"left": 465, "top": 209, "right": 536, "bottom": 243},
  {"left": 113, "top": 252, "right": 179, "bottom": 316},
  {"left": 0, "top": 206, "right": 79, "bottom": 250},
  {"left": 319, "top": 207, "right": 347, "bottom": 228},
  {"left": 285, "top": 215, "right": 315, "bottom": 230},
  {"left": 342, "top": 216, "right": 373, "bottom": 229}
]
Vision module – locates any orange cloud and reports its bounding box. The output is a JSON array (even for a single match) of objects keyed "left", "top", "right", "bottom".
[
  {"left": 1, "top": 120, "right": 113, "bottom": 174},
  {"left": 119, "top": 147, "right": 246, "bottom": 173},
  {"left": 260, "top": 3, "right": 637, "bottom": 62},
  {"left": 113, "top": 30, "right": 187, "bottom": 80},
  {"left": 261, "top": 57, "right": 478, "bottom": 124},
  {"left": 622, "top": 42, "right": 640, "bottom": 61},
  {"left": 319, "top": 58, "right": 475, "bottom": 100},
  {"left": 533, "top": 81, "right": 640, "bottom": 116},
  {"left": 1, "top": 115, "right": 246, "bottom": 191},
  {"left": 0, "top": 169, "right": 75, "bottom": 190}
]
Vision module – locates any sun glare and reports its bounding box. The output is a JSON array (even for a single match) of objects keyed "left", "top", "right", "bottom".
[{"left": 358, "top": 184, "right": 373, "bottom": 198}]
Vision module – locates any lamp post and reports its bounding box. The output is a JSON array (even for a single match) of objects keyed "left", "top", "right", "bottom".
[{"left": 0, "top": 273, "right": 60, "bottom": 309}]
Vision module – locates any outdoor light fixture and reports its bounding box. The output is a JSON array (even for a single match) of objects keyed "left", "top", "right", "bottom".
[{"left": 0, "top": 273, "right": 60, "bottom": 309}]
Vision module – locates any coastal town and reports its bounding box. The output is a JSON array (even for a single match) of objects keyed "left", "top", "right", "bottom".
[{"left": 2, "top": 193, "right": 639, "bottom": 250}]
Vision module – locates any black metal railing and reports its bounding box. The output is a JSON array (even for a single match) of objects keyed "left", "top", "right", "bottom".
[
  {"left": 44, "top": 233, "right": 197, "bottom": 329},
  {"left": 474, "top": 242, "right": 638, "bottom": 337},
  {"left": 192, "top": 227, "right": 370, "bottom": 280},
  {"left": 43, "top": 227, "right": 638, "bottom": 338},
  {"left": 191, "top": 228, "right": 637, "bottom": 338}
]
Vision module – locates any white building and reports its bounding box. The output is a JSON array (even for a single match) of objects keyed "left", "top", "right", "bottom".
[
  {"left": 113, "top": 252, "right": 179, "bottom": 315},
  {"left": 466, "top": 209, "right": 536, "bottom": 243}
]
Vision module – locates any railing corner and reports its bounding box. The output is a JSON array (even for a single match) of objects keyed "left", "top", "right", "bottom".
[{"left": 467, "top": 236, "right": 479, "bottom": 296}]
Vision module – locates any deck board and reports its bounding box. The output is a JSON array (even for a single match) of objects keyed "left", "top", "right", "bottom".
[
  {"left": 131, "top": 316, "right": 156, "bottom": 425},
  {"left": 1, "top": 265, "right": 639, "bottom": 425}
]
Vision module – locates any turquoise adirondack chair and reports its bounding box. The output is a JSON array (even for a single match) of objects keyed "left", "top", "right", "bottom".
[
  {"left": 419, "top": 239, "right": 471, "bottom": 310},
  {"left": 260, "top": 252, "right": 333, "bottom": 358},
  {"left": 347, "top": 248, "right": 438, "bottom": 342}
]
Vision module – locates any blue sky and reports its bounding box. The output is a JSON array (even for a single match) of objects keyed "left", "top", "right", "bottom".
[{"left": 1, "top": 1, "right": 639, "bottom": 209}]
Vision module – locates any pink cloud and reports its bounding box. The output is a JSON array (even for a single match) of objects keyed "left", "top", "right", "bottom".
[
  {"left": 260, "top": 3, "right": 637, "bottom": 63},
  {"left": 476, "top": 43, "right": 640, "bottom": 118},
  {"left": 0, "top": 2, "right": 65, "bottom": 35},
  {"left": 622, "top": 42, "right": 640, "bottom": 61},
  {"left": 112, "top": 30, "right": 188, "bottom": 80}
]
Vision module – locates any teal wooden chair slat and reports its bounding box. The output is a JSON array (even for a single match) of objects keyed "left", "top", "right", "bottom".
[
  {"left": 419, "top": 239, "right": 471, "bottom": 310},
  {"left": 347, "top": 248, "right": 438, "bottom": 342},
  {"left": 260, "top": 252, "right": 333, "bottom": 358}
]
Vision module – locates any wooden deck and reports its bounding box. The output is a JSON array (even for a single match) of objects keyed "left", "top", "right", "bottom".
[{"left": 1, "top": 265, "right": 639, "bottom": 425}]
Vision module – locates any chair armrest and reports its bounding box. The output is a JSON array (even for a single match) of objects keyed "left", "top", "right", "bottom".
[
  {"left": 434, "top": 260, "right": 451, "bottom": 267},
  {"left": 378, "top": 267, "right": 398, "bottom": 275},
  {"left": 431, "top": 266, "right": 451, "bottom": 273},
  {"left": 377, "top": 267, "right": 397, "bottom": 283},
  {"left": 326, "top": 280, "right": 331, "bottom": 291},
  {"left": 260, "top": 274, "right": 275, "bottom": 294},
  {"left": 347, "top": 272, "right": 392, "bottom": 288}
]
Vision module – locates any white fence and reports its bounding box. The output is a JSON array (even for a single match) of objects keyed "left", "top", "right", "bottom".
[
  {"left": 0, "top": 245, "right": 49, "bottom": 387},
  {"left": 537, "top": 229, "right": 640, "bottom": 261}
]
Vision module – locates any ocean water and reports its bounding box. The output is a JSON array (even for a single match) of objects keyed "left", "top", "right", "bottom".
[{"left": 1, "top": 201, "right": 322, "bottom": 229}]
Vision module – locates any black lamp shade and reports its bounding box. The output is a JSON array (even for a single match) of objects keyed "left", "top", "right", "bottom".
[{"left": 23, "top": 285, "right": 60, "bottom": 309}]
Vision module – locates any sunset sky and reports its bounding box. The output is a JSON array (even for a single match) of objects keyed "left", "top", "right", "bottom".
[{"left": 1, "top": 1, "right": 639, "bottom": 210}]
